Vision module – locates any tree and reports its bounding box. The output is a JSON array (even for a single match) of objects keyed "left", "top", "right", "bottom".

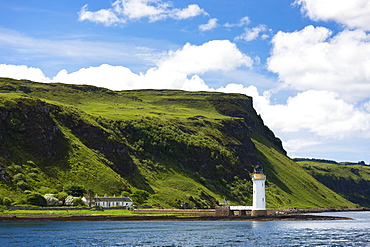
[
  {"left": 26, "top": 193, "right": 47, "bottom": 206},
  {"left": 131, "top": 190, "right": 150, "bottom": 204},
  {"left": 3, "top": 197, "right": 12, "bottom": 206},
  {"left": 86, "top": 189, "right": 94, "bottom": 207},
  {"left": 64, "top": 184, "right": 86, "bottom": 197}
]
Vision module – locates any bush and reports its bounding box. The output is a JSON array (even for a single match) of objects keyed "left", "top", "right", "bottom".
[
  {"left": 7, "top": 164, "right": 22, "bottom": 174},
  {"left": 65, "top": 196, "right": 74, "bottom": 206},
  {"left": 131, "top": 190, "right": 150, "bottom": 204},
  {"left": 17, "top": 180, "right": 30, "bottom": 190},
  {"left": 38, "top": 186, "right": 58, "bottom": 195},
  {"left": 26, "top": 193, "right": 47, "bottom": 206},
  {"left": 121, "top": 191, "right": 130, "bottom": 197},
  {"left": 28, "top": 173, "right": 38, "bottom": 180},
  {"left": 26, "top": 160, "right": 36, "bottom": 167},
  {"left": 55, "top": 191, "right": 68, "bottom": 204},
  {"left": 64, "top": 184, "right": 86, "bottom": 197},
  {"left": 44, "top": 194, "right": 60, "bottom": 206},
  {"left": 13, "top": 173, "right": 26, "bottom": 183},
  {"left": 73, "top": 197, "right": 85, "bottom": 206},
  {"left": 3, "top": 197, "right": 13, "bottom": 206}
]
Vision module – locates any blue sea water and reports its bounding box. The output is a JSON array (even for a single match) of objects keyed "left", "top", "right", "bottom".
[{"left": 0, "top": 211, "right": 369, "bottom": 247}]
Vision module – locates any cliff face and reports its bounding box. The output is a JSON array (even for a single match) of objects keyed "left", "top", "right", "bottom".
[{"left": 0, "top": 78, "right": 355, "bottom": 209}]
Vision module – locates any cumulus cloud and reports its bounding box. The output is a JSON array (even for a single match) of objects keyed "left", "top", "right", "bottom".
[
  {"left": 51, "top": 40, "right": 251, "bottom": 90},
  {"left": 199, "top": 18, "right": 218, "bottom": 31},
  {"left": 268, "top": 25, "right": 370, "bottom": 102},
  {"left": 79, "top": 5, "right": 124, "bottom": 26},
  {"left": 235, "top": 24, "right": 268, "bottom": 42},
  {"left": 224, "top": 16, "right": 250, "bottom": 28},
  {"left": 295, "top": 0, "right": 370, "bottom": 30},
  {"left": 171, "top": 4, "right": 207, "bottom": 20},
  {"left": 156, "top": 40, "right": 253, "bottom": 74},
  {"left": 78, "top": 0, "right": 207, "bottom": 25},
  {"left": 257, "top": 90, "right": 370, "bottom": 139},
  {"left": 0, "top": 64, "right": 50, "bottom": 82}
]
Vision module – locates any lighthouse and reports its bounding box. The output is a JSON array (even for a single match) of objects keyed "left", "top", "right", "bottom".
[{"left": 251, "top": 165, "right": 267, "bottom": 216}]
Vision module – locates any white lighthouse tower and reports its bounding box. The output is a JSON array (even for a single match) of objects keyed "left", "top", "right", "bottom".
[{"left": 251, "top": 165, "right": 267, "bottom": 216}]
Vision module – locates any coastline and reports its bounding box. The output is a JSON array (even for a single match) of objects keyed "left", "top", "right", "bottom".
[
  {"left": 0, "top": 214, "right": 353, "bottom": 222},
  {"left": 1, "top": 207, "right": 367, "bottom": 222}
]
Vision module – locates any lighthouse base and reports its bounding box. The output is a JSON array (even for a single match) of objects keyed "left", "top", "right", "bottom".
[{"left": 251, "top": 210, "right": 267, "bottom": 217}]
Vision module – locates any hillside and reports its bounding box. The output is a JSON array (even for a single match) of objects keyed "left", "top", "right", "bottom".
[
  {"left": 0, "top": 77, "right": 355, "bottom": 209},
  {"left": 295, "top": 158, "right": 370, "bottom": 207}
]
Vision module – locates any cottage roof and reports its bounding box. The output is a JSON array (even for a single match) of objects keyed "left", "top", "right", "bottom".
[{"left": 95, "top": 197, "right": 132, "bottom": 202}]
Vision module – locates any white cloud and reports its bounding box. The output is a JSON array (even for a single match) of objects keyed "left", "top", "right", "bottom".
[
  {"left": 199, "top": 18, "right": 218, "bottom": 31},
  {"left": 295, "top": 0, "right": 370, "bottom": 30},
  {"left": 235, "top": 24, "right": 268, "bottom": 42},
  {"left": 51, "top": 41, "right": 251, "bottom": 90},
  {"left": 79, "top": 0, "right": 207, "bottom": 25},
  {"left": 113, "top": 0, "right": 169, "bottom": 22},
  {"left": 268, "top": 25, "right": 370, "bottom": 102},
  {"left": 78, "top": 4, "right": 124, "bottom": 26},
  {"left": 171, "top": 4, "right": 207, "bottom": 20},
  {"left": 157, "top": 40, "right": 253, "bottom": 74},
  {"left": 0, "top": 64, "right": 49, "bottom": 82},
  {"left": 0, "top": 40, "right": 251, "bottom": 91},
  {"left": 224, "top": 16, "right": 250, "bottom": 28}
]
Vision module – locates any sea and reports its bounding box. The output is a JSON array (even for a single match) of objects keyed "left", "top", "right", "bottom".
[{"left": 0, "top": 211, "right": 369, "bottom": 247}]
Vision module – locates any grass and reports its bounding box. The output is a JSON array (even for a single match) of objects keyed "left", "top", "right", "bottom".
[
  {"left": 296, "top": 160, "right": 370, "bottom": 207},
  {"left": 251, "top": 133, "right": 356, "bottom": 209},
  {"left": 1, "top": 208, "right": 134, "bottom": 216},
  {"left": 0, "top": 77, "right": 358, "bottom": 209}
]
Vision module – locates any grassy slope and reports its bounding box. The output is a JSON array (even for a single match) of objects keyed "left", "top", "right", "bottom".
[
  {"left": 296, "top": 160, "right": 370, "bottom": 207},
  {"left": 0, "top": 78, "right": 355, "bottom": 209},
  {"left": 253, "top": 134, "right": 355, "bottom": 208}
]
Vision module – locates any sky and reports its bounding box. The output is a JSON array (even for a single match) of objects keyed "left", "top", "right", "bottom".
[{"left": 1, "top": 0, "right": 370, "bottom": 163}]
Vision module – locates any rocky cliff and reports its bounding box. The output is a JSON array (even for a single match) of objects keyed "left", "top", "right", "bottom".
[{"left": 0, "top": 78, "right": 355, "bottom": 209}]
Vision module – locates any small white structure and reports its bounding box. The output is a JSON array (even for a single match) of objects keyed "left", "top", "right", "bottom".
[
  {"left": 83, "top": 195, "right": 133, "bottom": 208},
  {"left": 251, "top": 165, "right": 267, "bottom": 216},
  {"left": 219, "top": 165, "right": 267, "bottom": 217}
]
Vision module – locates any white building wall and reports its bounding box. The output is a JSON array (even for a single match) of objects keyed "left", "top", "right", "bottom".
[{"left": 252, "top": 179, "right": 266, "bottom": 210}]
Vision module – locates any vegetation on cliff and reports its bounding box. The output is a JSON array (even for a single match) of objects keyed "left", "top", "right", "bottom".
[
  {"left": 296, "top": 159, "right": 370, "bottom": 207},
  {"left": 0, "top": 77, "right": 355, "bottom": 209}
]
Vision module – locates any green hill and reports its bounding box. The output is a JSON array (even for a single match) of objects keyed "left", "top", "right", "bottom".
[
  {"left": 0, "top": 77, "right": 355, "bottom": 209},
  {"left": 295, "top": 158, "right": 370, "bottom": 207}
]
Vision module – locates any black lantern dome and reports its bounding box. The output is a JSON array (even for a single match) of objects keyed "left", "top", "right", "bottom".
[{"left": 253, "top": 165, "right": 264, "bottom": 174}]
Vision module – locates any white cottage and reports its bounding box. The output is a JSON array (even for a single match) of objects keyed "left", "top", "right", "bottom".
[{"left": 83, "top": 195, "right": 133, "bottom": 208}]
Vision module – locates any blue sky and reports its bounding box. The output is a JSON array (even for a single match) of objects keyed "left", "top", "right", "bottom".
[{"left": 1, "top": 0, "right": 370, "bottom": 163}]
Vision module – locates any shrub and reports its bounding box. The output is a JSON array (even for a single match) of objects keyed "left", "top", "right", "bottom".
[
  {"left": 64, "top": 196, "right": 74, "bottom": 206},
  {"left": 26, "top": 193, "right": 47, "bottom": 206},
  {"left": 30, "top": 168, "right": 40, "bottom": 174},
  {"left": 28, "top": 173, "right": 38, "bottom": 180},
  {"left": 7, "top": 164, "right": 22, "bottom": 174},
  {"left": 3, "top": 197, "right": 13, "bottom": 206},
  {"left": 73, "top": 197, "right": 85, "bottom": 206},
  {"left": 131, "top": 190, "right": 150, "bottom": 204},
  {"left": 17, "top": 180, "right": 30, "bottom": 190},
  {"left": 55, "top": 191, "right": 68, "bottom": 204},
  {"left": 44, "top": 194, "right": 60, "bottom": 206},
  {"left": 26, "top": 160, "right": 36, "bottom": 167},
  {"left": 13, "top": 173, "right": 27, "bottom": 183},
  {"left": 64, "top": 184, "right": 86, "bottom": 197},
  {"left": 38, "top": 186, "right": 58, "bottom": 195},
  {"left": 121, "top": 191, "right": 130, "bottom": 197}
]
